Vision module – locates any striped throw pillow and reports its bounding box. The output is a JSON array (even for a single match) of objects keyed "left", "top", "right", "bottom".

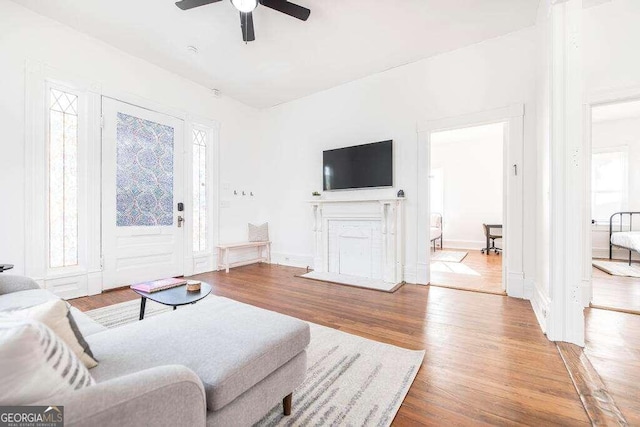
[
  {"left": 248, "top": 223, "right": 269, "bottom": 242},
  {"left": 0, "top": 317, "right": 95, "bottom": 405},
  {"left": 11, "top": 300, "right": 98, "bottom": 368}
]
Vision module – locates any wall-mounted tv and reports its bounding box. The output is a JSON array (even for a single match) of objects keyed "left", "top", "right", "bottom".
[{"left": 323, "top": 140, "right": 393, "bottom": 191}]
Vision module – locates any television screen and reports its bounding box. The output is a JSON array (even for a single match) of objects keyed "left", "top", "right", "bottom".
[{"left": 323, "top": 140, "right": 393, "bottom": 191}]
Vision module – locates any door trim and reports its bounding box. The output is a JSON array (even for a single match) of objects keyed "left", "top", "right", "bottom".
[
  {"left": 100, "top": 97, "right": 185, "bottom": 289},
  {"left": 582, "top": 84, "right": 640, "bottom": 307},
  {"left": 416, "top": 104, "right": 526, "bottom": 299}
]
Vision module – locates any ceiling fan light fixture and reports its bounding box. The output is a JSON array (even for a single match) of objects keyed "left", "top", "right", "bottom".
[{"left": 231, "top": 0, "right": 257, "bottom": 13}]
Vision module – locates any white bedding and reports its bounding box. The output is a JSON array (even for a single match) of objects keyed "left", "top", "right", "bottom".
[{"left": 611, "top": 231, "right": 640, "bottom": 253}]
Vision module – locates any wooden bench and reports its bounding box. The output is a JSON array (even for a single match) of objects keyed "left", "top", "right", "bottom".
[{"left": 217, "top": 241, "right": 271, "bottom": 273}]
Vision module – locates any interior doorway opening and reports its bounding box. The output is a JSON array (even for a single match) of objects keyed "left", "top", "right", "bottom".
[
  {"left": 588, "top": 98, "right": 640, "bottom": 313},
  {"left": 428, "top": 122, "right": 506, "bottom": 295}
]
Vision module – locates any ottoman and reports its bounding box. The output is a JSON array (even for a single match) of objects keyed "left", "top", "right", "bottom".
[{"left": 85, "top": 296, "right": 310, "bottom": 426}]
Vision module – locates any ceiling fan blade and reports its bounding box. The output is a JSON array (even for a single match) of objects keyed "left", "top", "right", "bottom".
[
  {"left": 240, "top": 12, "right": 255, "bottom": 42},
  {"left": 259, "top": 0, "right": 310, "bottom": 21},
  {"left": 175, "top": 0, "right": 223, "bottom": 10}
]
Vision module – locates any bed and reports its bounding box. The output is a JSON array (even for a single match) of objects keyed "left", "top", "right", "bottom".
[
  {"left": 609, "top": 211, "right": 640, "bottom": 265},
  {"left": 430, "top": 213, "right": 443, "bottom": 251}
]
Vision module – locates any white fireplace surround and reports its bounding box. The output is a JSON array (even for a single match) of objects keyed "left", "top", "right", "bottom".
[{"left": 309, "top": 198, "right": 405, "bottom": 285}]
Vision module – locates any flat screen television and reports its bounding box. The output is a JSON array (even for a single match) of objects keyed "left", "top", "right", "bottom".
[{"left": 323, "top": 140, "right": 393, "bottom": 191}]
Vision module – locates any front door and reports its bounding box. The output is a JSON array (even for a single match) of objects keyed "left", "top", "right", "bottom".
[{"left": 101, "top": 98, "right": 184, "bottom": 289}]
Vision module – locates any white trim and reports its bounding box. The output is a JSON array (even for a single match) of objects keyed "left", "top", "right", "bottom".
[
  {"left": 24, "top": 60, "right": 102, "bottom": 297},
  {"left": 184, "top": 116, "right": 220, "bottom": 276},
  {"left": 531, "top": 282, "right": 551, "bottom": 334},
  {"left": 544, "top": 0, "right": 584, "bottom": 346},
  {"left": 271, "top": 252, "right": 313, "bottom": 269},
  {"left": 416, "top": 104, "right": 525, "bottom": 299},
  {"left": 440, "top": 239, "right": 489, "bottom": 250},
  {"left": 581, "top": 83, "right": 640, "bottom": 311},
  {"left": 25, "top": 60, "right": 224, "bottom": 297}
]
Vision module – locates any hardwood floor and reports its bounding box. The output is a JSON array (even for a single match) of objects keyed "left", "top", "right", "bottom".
[
  {"left": 430, "top": 248, "right": 504, "bottom": 295},
  {"left": 70, "top": 264, "right": 590, "bottom": 425},
  {"left": 591, "top": 264, "right": 640, "bottom": 313},
  {"left": 585, "top": 308, "right": 640, "bottom": 426},
  {"left": 557, "top": 342, "right": 627, "bottom": 425}
]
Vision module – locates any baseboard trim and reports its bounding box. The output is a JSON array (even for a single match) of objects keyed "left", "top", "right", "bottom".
[
  {"left": 403, "top": 265, "right": 417, "bottom": 284},
  {"left": 507, "top": 271, "right": 525, "bottom": 299},
  {"left": 442, "top": 239, "right": 487, "bottom": 250},
  {"left": 271, "top": 252, "right": 313, "bottom": 269},
  {"left": 531, "top": 284, "right": 550, "bottom": 334},
  {"left": 523, "top": 278, "right": 535, "bottom": 300},
  {"left": 592, "top": 247, "right": 640, "bottom": 261},
  {"left": 416, "top": 262, "right": 429, "bottom": 285}
]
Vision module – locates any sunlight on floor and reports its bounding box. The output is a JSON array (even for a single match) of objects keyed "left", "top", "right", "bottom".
[{"left": 430, "top": 261, "right": 481, "bottom": 276}]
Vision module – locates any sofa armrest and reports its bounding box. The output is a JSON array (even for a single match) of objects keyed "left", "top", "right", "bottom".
[
  {"left": 37, "top": 365, "right": 207, "bottom": 427},
  {"left": 0, "top": 275, "right": 40, "bottom": 295}
]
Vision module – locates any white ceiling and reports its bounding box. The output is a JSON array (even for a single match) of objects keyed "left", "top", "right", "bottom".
[
  {"left": 592, "top": 99, "right": 640, "bottom": 123},
  {"left": 13, "top": 0, "right": 540, "bottom": 108}
]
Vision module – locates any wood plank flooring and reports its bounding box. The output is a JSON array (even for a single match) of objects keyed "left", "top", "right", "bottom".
[
  {"left": 430, "top": 248, "right": 504, "bottom": 295},
  {"left": 591, "top": 265, "right": 640, "bottom": 313},
  {"left": 557, "top": 342, "right": 627, "bottom": 425},
  {"left": 585, "top": 308, "right": 640, "bottom": 426},
  {"left": 70, "top": 264, "right": 590, "bottom": 425}
]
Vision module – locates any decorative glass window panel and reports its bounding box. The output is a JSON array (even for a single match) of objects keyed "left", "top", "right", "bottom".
[
  {"left": 193, "top": 129, "right": 207, "bottom": 252},
  {"left": 49, "top": 88, "right": 79, "bottom": 268},
  {"left": 592, "top": 149, "right": 628, "bottom": 224},
  {"left": 116, "top": 113, "right": 174, "bottom": 227}
]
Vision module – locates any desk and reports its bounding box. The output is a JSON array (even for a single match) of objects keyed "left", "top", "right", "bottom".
[{"left": 482, "top": 224, "right": 502, "bottom": 255}]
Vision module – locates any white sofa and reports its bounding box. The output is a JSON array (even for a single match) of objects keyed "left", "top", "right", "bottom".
[{"left": 0, "top": 275, "right": 310, "bottom": 427}]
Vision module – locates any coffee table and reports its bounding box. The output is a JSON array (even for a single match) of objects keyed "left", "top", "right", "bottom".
[{"left": 132, "top": 282, "right": 212, "bottom": 320}]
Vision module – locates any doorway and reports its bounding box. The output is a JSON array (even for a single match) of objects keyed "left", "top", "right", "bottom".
[
  {"left": 428, "top": 123, "right": 506, "bottom": 295},
  {"left": 587, "top": 99, "right": 640, "bottom": 313},
  {"left": 101, "top": 97, "right": 185, "bottom": 289}
]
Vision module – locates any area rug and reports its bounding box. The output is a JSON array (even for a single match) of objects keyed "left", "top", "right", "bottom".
[
  {"left": 592, "top": 259, "right": 640, "bottom": 278},
  {"left": 85, "top": 299, "right": 424, "bottom": 427},
  {"left": 298, "top": 271, "right": 402, "bottom": 292},
  {"left": 430, "top": 250, "right": 468, "bottom": 263}
]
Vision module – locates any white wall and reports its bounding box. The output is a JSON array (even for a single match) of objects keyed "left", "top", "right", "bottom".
[
  {"left": 583, "top": 1, "right": 640, "bottom": 261},
  {"left": 258, "top": 27, "right": 538, "bottom": 283},
  {"left": 0, "top": 0, "right": 263, "bottom": 276},
  {"left": 431, "top": 126, "right": 504, "bottom": 249},
  {"left": 584, "top": 0, "right": 640, "bottom": 95},
  {"left": 590, "top": 116, "right": 640, "bottom": 260}
]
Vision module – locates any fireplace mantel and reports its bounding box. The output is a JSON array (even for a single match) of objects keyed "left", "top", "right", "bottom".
[
  {"left": 308, "top": 198, "right": 405, "bottom": 285},
  {"left": 307, "top": 197, "right": 405, "bottom": 205}
]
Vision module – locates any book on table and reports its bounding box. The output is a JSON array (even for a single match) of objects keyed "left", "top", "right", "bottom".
[{"left": 130, "top": 278, "right": 187, "bottom": 293}]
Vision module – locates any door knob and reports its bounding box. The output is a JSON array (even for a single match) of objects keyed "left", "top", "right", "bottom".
[{"left": 178, "top": 215, "right": 185, "bottom": 228}]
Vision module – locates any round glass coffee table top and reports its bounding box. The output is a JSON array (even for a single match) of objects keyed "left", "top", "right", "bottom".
[{"left": 132, "top": 282, "right": 212, "bottom": 320}]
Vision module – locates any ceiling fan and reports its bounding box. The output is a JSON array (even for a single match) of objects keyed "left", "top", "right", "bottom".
[{"left": 175, "top": 0, "right": 311, "bottom": 42}]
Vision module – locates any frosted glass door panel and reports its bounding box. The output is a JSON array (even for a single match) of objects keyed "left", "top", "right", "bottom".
[{"left": 116, "top": 113, "right": 174, "bottom": 227}]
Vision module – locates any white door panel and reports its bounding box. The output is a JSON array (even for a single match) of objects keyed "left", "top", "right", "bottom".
[{"left": 101, "top": 98, "right": 184, "bottom": 289}]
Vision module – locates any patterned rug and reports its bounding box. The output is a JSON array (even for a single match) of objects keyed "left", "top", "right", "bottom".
[
  {"left": 431, "top": 250, "right": 468, "bottom": 263},
  {"left": 86, "top": 299, "right": 424, "bottom": 426},
  {"left": 592, "top": 259, "right": 640, "bottom": 278}
]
